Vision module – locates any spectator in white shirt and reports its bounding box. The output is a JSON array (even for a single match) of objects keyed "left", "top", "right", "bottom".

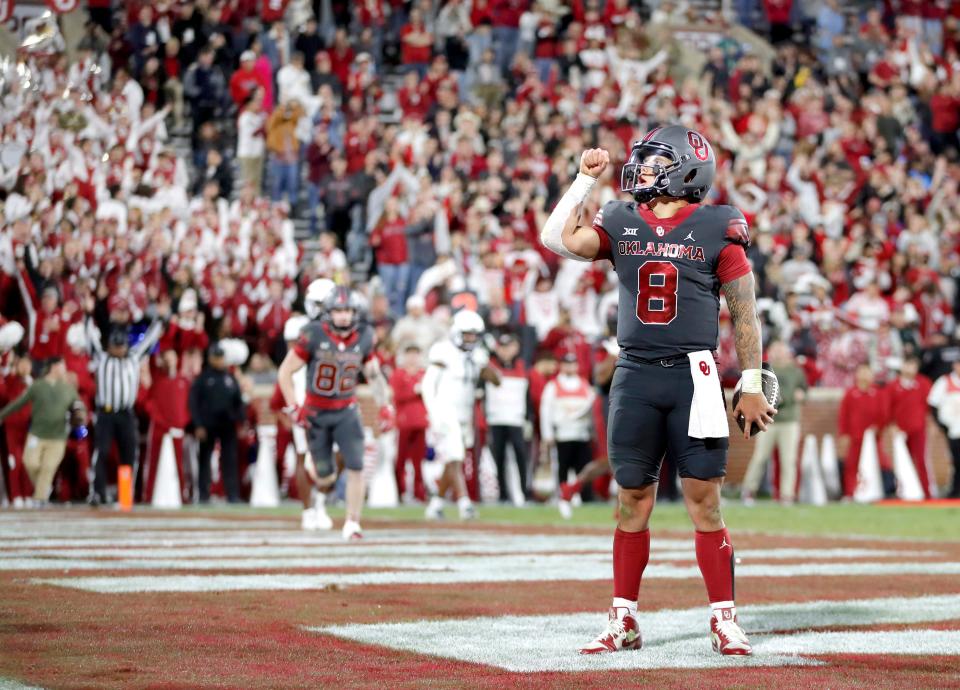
[
  {"left": 236, "top": 91, "right": 266, "bottom": 192},
  {"left": 311, "top": 231, "right": 348, "bottom": 282},
  {"left": 277, "top": 52, "right": 315, "bottom": 114},
  {"left": 845, "top": 281, "right": 891, "bottom": 332},
  {"left": 484, "top": 333, "right": 531, "bottom": 502},
  {"left": 540, "top": 353, "right": 596, "bottom": 496},
  {"left": 928, "top": 360, "right": 960, "bottom": 497}
]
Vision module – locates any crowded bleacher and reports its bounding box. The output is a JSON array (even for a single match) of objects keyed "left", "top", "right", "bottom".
[{"left": 0, "top": 0, "right": 958, "bottom": 512}]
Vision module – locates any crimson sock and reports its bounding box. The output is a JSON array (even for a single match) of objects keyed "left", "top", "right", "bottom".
[
  {"left": 695, "top": 528, "right": 735, "bottom": 604},
  {"left": 569, "top": 479, "right": 583, "bottom": 492},
  {"left": 613, "top": 528, "right": 650, "bottom": 601}
]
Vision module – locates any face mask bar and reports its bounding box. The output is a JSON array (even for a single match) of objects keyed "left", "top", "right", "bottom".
[{"left": 620, "top": 142, "right": 682, "bottom": 200}]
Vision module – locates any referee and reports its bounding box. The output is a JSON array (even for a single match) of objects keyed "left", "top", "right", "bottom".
[{"left": 85, "top": 303, "right": 169, "bottom": 506}]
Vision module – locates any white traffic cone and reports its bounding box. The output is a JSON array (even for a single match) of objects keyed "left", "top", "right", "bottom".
[
  {"left": 820, "top": 434, "right": 841, "bottom": 499},
  {"left": 892, "top": 431, "right": 925, "bottom": 501},
  {"left": 250, "top": 425, "right": 280, "bottom": 507},
  {"left": 367, "top": 428, "right": 399, "bottom": 507},
  {"left": 152, "top": 431, "right": 183, "bottom": 509},
  {"left": 798, "top": 433, "right": 827, "bottom": 505},
  {"left": 853, "top": 428, "right": 884, "bottom": 503}
]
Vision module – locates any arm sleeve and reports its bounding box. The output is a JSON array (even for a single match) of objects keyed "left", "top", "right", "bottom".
[
  {"left": 716, "top": 244, "right": 752, "bottom": 284},
  {"left": 717, "top": 209, "right": 752, "bottom": 284},
  {"left": 292, "top": 328, "right": 312, "bottom": 361},
  {"left": 590, "top": 202, "right": 614, "bottom": 262}
]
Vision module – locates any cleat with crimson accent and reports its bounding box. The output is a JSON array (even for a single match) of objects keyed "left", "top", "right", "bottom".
[
  {"left": 341, "top": 519, "right": 363, "bottom": 541},
  {"left": 579, "top": 607, "right": 642, "bottom": 654},
  {"left": 711, "top": 608, "right": 752, "bottom": 656}
]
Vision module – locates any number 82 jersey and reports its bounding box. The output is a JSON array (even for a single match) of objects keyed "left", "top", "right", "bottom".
[
  {"left": 591, "top": 201, "right": 752, "bottom": 361},
  {"left": 293, "top": 321, "right": 377, "bottom": 410}
]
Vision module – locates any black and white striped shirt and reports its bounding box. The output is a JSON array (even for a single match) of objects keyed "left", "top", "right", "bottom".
[{"left": 86, "top": 318, "right": 165, "bottom": 412}]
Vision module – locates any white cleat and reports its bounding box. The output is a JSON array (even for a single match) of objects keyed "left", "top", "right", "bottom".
[
  {"left": 579, "top": 607, "right": 643, "bottom": 654},
  {"left": 458, "top": 501, "right": 477, "bottom": 521},
  {"left": 314, "top": 506, "right": 334, "bottom": 530},
  {"left": 301, "top": 508, "right": 319, "bottom": 531},
  {"left": 711, "top": 608, "right": 753, "bottom": 656},
  {"left": 425, "top": 497, "right": 445, "bottom": 521},
  {"left": 558, "top": 499, "right": 572, "bottom": 520},
  {"left": 342, "top": 519, "right": 363, "bottom": 541}
]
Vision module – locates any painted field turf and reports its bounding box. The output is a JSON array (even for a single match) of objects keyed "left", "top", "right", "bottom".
[{"left": 0, "top": 503, "right": 958, "bottom": 689}]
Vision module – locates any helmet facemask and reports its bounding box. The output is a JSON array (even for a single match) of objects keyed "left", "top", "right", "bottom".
[{"left": 621, "top": 144, "right": 682, "bottom": 203}]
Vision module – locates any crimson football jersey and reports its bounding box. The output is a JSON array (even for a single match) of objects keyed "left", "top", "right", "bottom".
[
  {"left": 293, "top": 321, "right": 376, "bottom": 410},
  {"left": 592, "top": 201, "right": 751, "bottom": 360}
]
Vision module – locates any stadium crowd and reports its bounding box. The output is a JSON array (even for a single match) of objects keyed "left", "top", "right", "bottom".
[{"left": 0, "top": 0, "right": 959, "bottom": 509}]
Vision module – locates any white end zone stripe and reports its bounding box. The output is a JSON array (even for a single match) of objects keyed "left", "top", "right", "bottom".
[
  {"left": 311, "top": 595, "right": 960, "bottom": 671},
  {"left": 32, "top": 560, "right": 960, "bottom": 592}
]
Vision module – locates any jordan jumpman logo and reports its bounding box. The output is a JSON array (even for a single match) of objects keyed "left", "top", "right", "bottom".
[{"left": 719, "top": 536, "right": 731, "bottom": 550}]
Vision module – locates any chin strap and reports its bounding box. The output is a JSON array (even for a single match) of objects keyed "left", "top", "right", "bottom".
[{"left": 540, "top": 173, "right": 596, "bottom": 262}]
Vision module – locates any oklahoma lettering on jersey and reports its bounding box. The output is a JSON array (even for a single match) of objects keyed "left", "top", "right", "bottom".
[
  {"left": 293, "top": 322, "right": 376, "bottom": 410},
  {"left": 592, "top": 201, "right": 751, "bottom": 360}
]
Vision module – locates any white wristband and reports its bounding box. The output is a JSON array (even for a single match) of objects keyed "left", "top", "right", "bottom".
[
  {"left": 539, "top": 173, "right": 598, "bottom": 262},
  {"left": 741, "top": 369, "right": 763, "bottom": 394}
]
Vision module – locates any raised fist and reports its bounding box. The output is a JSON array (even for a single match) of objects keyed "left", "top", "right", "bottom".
[{"left": 580, "top": 148, "right": 610, "bottom": 179}]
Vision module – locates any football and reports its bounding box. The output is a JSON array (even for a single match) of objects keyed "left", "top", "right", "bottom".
[{"left": 731, "top": 364, "right": 781, "bottom": 436}]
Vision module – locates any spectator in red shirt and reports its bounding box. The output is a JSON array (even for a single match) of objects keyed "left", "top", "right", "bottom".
[
  {"left": 229, "top": 50, "right": 269, "bottom": 111},
  {"left": 929, "top": 76, "right": 960, "bottom": 154},
  {"left": 0, "top": 354, "right": 34, "bottom": 505},
  {"left": 838, "top": 363, "right": 891, "bottom": 498},
  {"left": 400, "top": 8, "right": 433, "bottom": 78},
  {"left": 31, "top": 287, "right": 70, "bottom": 362},
  {"left": 390, "top": 343, "right": 428, "bottom": 502},
  {"left": 397, "top": 70, "right": 432, "bottom": 121},
  {"left": 370, "top": 196, "right": 410, "bottom": 317},
  {"left": 141, "top": 349, "right": 192, "bottom": 503},
  {"left": 884, "top": 355, "right": 935, "bottom": 498}
]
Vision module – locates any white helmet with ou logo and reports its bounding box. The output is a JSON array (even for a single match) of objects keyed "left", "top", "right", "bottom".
[
  {"left": 283, "top": 314, "right": 310, "bottom": 342},
  {"left": 451, "top": 309, "right": 485, "bottom": 350},
  {"left": 304, "top": 278, "right": 335, "bottom": 320}
]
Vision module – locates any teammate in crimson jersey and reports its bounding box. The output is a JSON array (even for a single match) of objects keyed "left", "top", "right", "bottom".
[
  {"left": 540, "top": 125, "right": 776, "bottom": 656},
  {"left": 277, "top": 286, "right": 390, "bottom": 541}
]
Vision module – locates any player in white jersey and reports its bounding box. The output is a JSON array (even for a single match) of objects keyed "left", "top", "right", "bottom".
[{"left": 422, "top": 310, "right": 501, "bottom": 520}]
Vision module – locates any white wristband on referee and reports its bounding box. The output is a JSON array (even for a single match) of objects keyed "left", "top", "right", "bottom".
[{"left": 741, "top": 369, "right": 763, "bottom": 394}]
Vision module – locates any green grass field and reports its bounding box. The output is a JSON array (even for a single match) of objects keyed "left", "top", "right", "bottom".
[{"left": 179, "top": 500, "right": 960, "bottom": 541}]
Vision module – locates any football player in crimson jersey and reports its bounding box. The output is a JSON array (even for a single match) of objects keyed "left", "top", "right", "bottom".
[
  {"left": 277, "top": 286, "right": 391, "bottom": 541},
  {"left": 540, "top": 125, "right": 776, "bottom": 656}
]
